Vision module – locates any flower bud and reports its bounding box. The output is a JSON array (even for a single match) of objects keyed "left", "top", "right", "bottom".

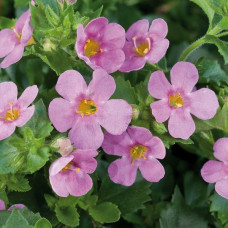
[
  {"left": 56, "top": 138, "right": 73, "bottom": 156},
  {"left": 43, "top": 39, "right": 56, "bottom": 52}
]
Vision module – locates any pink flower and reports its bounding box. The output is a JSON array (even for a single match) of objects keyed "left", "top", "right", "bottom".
[
  {"left": 75, "top": 17, "right": 125, "bottom": 73},
  {"left": 0, "top": 8, "right": 35, "bottom": 69},
  {"left": 148, "top": 62, "right": 219, "bottom": 139},
  {"left": 119, "top": 19, "right": 169, "bottom": 72},
  {"left": 0, "top": 199, "right": 25, "bottom": 211},
  {"left": 0, "top": 82, "right": 38, "bottom": 140},
  {"left": 102, "top": 126, "right": 166, "bottom": 186},
  {"left": 201, "top": 138, "right": 228, "bottom": 199},
  {"left": 49, "top": 150, "right": 97, "bottom": 197},
  {"left": 48, "top": 69, "right": 132, "bottom": 150}
]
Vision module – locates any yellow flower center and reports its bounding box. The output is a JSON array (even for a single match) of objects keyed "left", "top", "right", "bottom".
[
  {"left": 84, "top": 39, "right": 103, "bottom": 57},
  {"left": 77, "top": 99, "right": 97, "bottom": 117},
  {"left": 132, "top": 36, "right": 151, "bottom": 57},
  {"left": 169, "top": 92, "right": 184, "bottom": 108},
  {"left": 130, "top": 144, "right": 147, "bottom": 164},
  {"left": 61, "top": 162, "right": 73, "bottom": 172},
  {"left": 0, "top": 102, "right": 20, "bottom": 122},
  {"left": 11, "top": 26, "right": 35, "bottom": 46}
]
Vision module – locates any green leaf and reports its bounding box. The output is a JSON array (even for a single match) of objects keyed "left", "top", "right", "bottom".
[
  {"left": 45, "top": 5, "right": 60, "bottom": 27},
  {"left": 2, "top": 209, "right": 30, "bottom": 228},
  {"left": 14, "top": 0, "right": 30, "bottom": 8},
  {"left": 208, "top": 0, "right": 226, "bottom": 16},
  {"left": 210, "top": 192, "right": 228, "bottom": 225},
  {"left": 190, "top": 0, "right": 214, "bottom": 30},
  {"left": 0, "top": 17, "right": 17, "bottom": 29},
  {"left": 217, "top": 16, "right": 228, "bottom": 30},
  {"left": 55, "top": 205, "right": 79, "bottom": 227},
  {"left": 36, "top": 0, "right": 59, "bottom": 15},
  {"left": 99, "top": 178, "right": 151, "bottom": 215},
  {"left": 89, "top": 202, "right": 120, "bottom": 223},
  {"left": 0, "top": 211, "right": 11, "bottom": 227},
  {"left": 160, "top": 187, "right": 208, "bottom": 228},
  {"left": 111, "top": 76, "right": 137, "bottom": 104},
  {"left": 205, "top": 35, "right": 228, "bottom": 64},
  {"left": 34, "top": 218, "right": 52, "bottom": 228},
  {"left": 198, "top": 59, "right": 228, "bottom": 85},
  {"left": 78, "top": 195, "right": 98, "bottom": 210},
  {"left": 22, "top": 99, "right": 53, "bottom": 138},
  {"left": 19, "top": 208, "right": 41, "bottom": 225}
]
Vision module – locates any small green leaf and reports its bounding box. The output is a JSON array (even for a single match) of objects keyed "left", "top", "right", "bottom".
[
  {"left": 205, "top": 35, "right": 228, "bottom": 64},
  {"left": 45, "top": 5, "right": 60, "bottom": 27},
  {"left": 14, "top": 0, "right": 30, "bottom": 8},
  {"left": 89, "top": 202, "right": 121, "bottom": 223},
  {"left": 208, "top": 0, "right": 226, "bottom": 16},
  {"left": 0, "top": 17, "right": 17, "bottom": 29},
  {"left": 34, "top": 218, "right": 52, "bottom": 228},
  {"left": 78, "top": 195, "right": 98, "bottom": 210},
  {"left": 217, "top": 16, "right": 228, "bottom": 30}
]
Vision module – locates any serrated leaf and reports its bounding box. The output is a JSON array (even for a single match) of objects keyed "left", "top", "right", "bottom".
[
  {"left": 99, "top": 178, "right": 151, "bottom": 215},
  {"left": 45, "top": 5, "right": 60, "bottom": 27},
  {"left": 111, "top": 76, "right": 137, "bottom": 104},
  {"left": 89, "top": 202, "right": 120, "bottom": 223},
  {"left": 0, "top": 17, "right": 17, "bottom": 29},
  {"left": 55, "top": 205, "right": 79, "bottom": 227},
  {"left": 205, "top": 35, "right": 228, "bottom": 64},
  {"left": 34, "top": 218, "right": 52, "bottom": 228},
  {"left": 36, "top": 0, "right": 59, "bottom": 15},
  {"left": 160, "top": 187, "right": 208, "bottom": 228},
  {"left": 19, "top": 207, "right": 41, "bottom": 225},
  {"left": 78, "top": 195, "right": 98, "bottom": 210},
  {"left": 190, "top": 0, "right": 214, "bottom": 30},
  {"left": 5, "top": 174, "right": 31, "bottom": 192},
  {"left": 2, "top": 209, "right": 30, "bottom": 228}
]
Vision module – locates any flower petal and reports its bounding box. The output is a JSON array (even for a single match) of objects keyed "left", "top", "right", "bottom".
[
  {"left": 84, "top": 17, "right": 108, "bottom": 36},
  {"left": 56, "top": 70, "right": 87, "bottom": 102},
  {"left": 170, "top": 62, "right": 199, "bottom": 93},
  {"left": 8, "top": 204, "right": 25, "bottom": 211},
  {"left": 147, "top": 136, "right": 166, "bottom": 159},
  {"left": 97, "top": 99, "right": 132, "bottom": 135},
  {"left": 168, "top": 109, "right": 195, "bottom": 139},
  {"left": 108, "top": 158, "right": 137, "bottom": 186},
  {"left": 48, "top": 98, "right": 75, "bottom": 132},
  {"left": 149, "top": 19, "right": 168, "bottom": 40},
  {"left": 0, "top": 199, "right": 5, "bottom": 210},
  {"left": 21, "top": 16, "right": 33, "bottom": 44},
  {"left": 49, "top": 155, "right": 74, "bottom": 176},
  {"left": 213, "top": 138, "right": 228, "bottom": 162},
  {"left": 201, "top": 160, "right": 225, "bottom": 183},
  {"left": 0, "top": 29, "right": 17, "bottom": 58},
  {"left": 127, "top": 126, "right": 152, "bottom": 145},
  {"left": 139, "top": 158, "right": 165, "bottom": 182},
  {"left": 88, "top": 69, "right": 116, "bottom": 102},
  {"left": 102, "top": 131, "right": 132, "bottom": 156},
  {"left": 65, "top": 170, "right": 93, "bottom": 196},
  {"left": 148, "top": 71, "right": 172, "bottom": 99},
  {"left": 69, "top": 118, "right": 104, "bottom": 150},
  {"left": 102, "top": 23, "right": 125, "bottom": 49},
  {"left": 0, "top": 122, "right": 16, "bottom": 140},
  {"left": 14, "top": 105, "right": 34, "bottom": 127},
  {"left": 215, "top": 179, "right": 228, "bottom": 199},
  {"left": 75, "top": 24, "right": 87, "bottom": 58},
  {"left": 72, "top": 150, "right": 98, "bottom": 174},
  {"left": 147, "top": 39, "right": 169, "bottom": 64},
  {"left": 0, "top": 44, "right": 24, "bottom": 69},
  {"left": 17, "top": 85, "right": 38, "bottom": 109},
  {"left": 126, "top": 19, "right": 149, "bottom": 41},
  {"left": 0, "top": 82, "right": 18, "bottom": 111},
  {"left": 189, "top": 88, "right": 219, "bottom": 120},
  {"left": 151, "top": 99, "right": 171, "bottom": 123},
  {"left": 15, "top": 10, "right": 30, "bottom": 34},
  {"left": 49, "top": 173, "right": 69, "bottom": 197},
  {"left": 95, "top": 49, "right": 125, "bottom": 73}
]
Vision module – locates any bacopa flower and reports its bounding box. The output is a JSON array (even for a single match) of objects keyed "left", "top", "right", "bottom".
[
  {"left": 148, "top": 62, "right": 219, "bottom": 139},
  {"left": 49, "top": 150, "right": 97, "bottom": 197},
  {"left": 119, "top": 19, "right": 169, "bottom": 72},
  {"left": 0, "top": 199, "right": 25, "bottom": 211},
  {"left": 0, "top": 7, "right": 35, "bottom": 68},
  {"left": 201, "top": 138, "right": 228, "bottom": 199},
  {"left": 48, "top": 69, "right": 132, "bottom": 150},
  {"left": 0, "top": 82, "right": 38, "bottom": 140},
  {"left": 102, "top": 126, "right": 166, "bottom": 186},
  {"left": 75, "top": 17, "right": 125, "bottom": 73}
]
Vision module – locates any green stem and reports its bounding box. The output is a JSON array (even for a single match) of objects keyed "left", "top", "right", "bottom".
[
  {"left": 179, "top": 36, "right": 205, "bottom": 61},
  {"left": 216, "top": 31, "right": 228, "bottom": 38}
]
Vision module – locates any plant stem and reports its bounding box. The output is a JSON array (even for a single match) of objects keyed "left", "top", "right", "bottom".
[
  {"left": 179, "top": 36, "right": 205, "bottom": 61},
  {"left": 216, "top": 31, "right": 228, "bottom": 38}
]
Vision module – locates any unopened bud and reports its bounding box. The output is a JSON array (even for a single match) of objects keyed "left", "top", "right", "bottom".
[
  {"left": 56, "top": 138, "right": 73, "bottom": 156},
  {"left": 43, "top": 39, "right": 56, "bottom": 52},
  {"left": 132, "top": 105, "right": 140, "bottom": 120}
]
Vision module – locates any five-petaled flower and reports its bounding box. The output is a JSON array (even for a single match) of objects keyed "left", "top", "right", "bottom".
[
  {"left": 201, "top": 138, "right": 228, "bottom": 199},
  {"left": 0, "top": 82, "right": 38, "bottom": 140},
  {"left": 119, "top": 19, "right": 169, "bottom": 72},
  {"left": 0, "top": 6, "right": 35, "bottom": 69},
  {"left": 48, "top": 69, "right": 132, "bottom": 150},
  {"left": 75, "top": 17, "right": 126, "bottom": 73},
  {"left": 148, "top": 61, "right": 219, "bottom": 139},
  {"left": 102, "top": 126, "right": 166, "bottom": 186},
  {"left": 49, "top": 150, "right": 98, "bottom": 197}
]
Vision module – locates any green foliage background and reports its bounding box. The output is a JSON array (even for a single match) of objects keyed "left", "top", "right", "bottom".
[{"left": 0, "top": 0, "right": 228, "bottom": 227}]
